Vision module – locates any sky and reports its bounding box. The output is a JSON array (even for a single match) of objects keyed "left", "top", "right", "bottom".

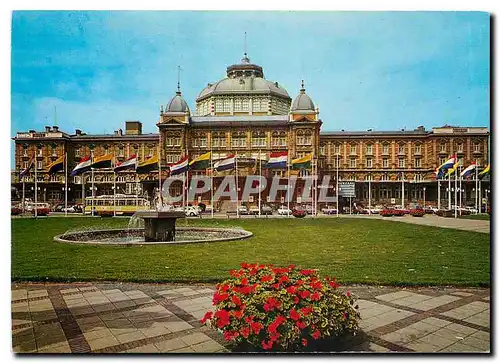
[{"left": 11, "top": 11, "right": 490, "bottom": 146}]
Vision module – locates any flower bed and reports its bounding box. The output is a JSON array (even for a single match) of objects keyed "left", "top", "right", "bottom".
[
  {"left": 292, "top": 209, "right": 306, "bottom": 218},
  {"left": 201, "top": 263, "right": 360, "bottom": 352},
  {"left": 392, "top": 209, "right": 406, "bottom": 217},
  {"left": 380, "top": 209, "right": 393, "bottom": 217},
  {"left": 410, "top": 209, "right": 425, "bottom": 217}
]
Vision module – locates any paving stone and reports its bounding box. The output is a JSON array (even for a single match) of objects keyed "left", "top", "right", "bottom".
[
  {"left": 83, "top": 328, "right": 115, "bottom": 341},
  {"left": 408, "top": 295, "right": 460, "bottom": 311},
  {"left": 415, "top": 332, "right": 456, "bottom": 349},
  {"left": 88, "top": 335, "right": 120, "bottom": 351},
  {"left": 441, "top": 302, "right": 489, "bottom": 320},
  {"left": 459, "top": 335, "right": 490, "bottom": 351},
  {"left": 375, "top": 291, "right": 414, "bottom": 302},
  {"left": 361, "top": 309, "right": 414, "bottom": 331},
  {"left": 420, "top": 317, "right": 452, "bottom": 328},
  {"left": 166, "top": 320, "right": 193, "bottom": 333},
  {"left": 439, "top": 341, "right": 485, "bottom": 352},
  {"left": 113, "top": 300, "right": 137, "bottom": 309},
  {"left": 180, "top": 332, "right": 211, "bottom": 346},
  {"left": 78, "top": 286, "right": 96, "bottom": 292},
  {"left": 463, "top": 311, "right": 490, "bottom": 328},
  {"left": 169, "top": 346, "right": 196, "bottom": 353},
  {"left": 381, "top": 326, "right": 423, "bottom": 344},
  {"left": 443, "top": 323, "right": 477, "bottom": 336},
  {"left": 126, "top": 343, "right": 160, "bottom": 353},
  {"left": 449, "top": 291, "right": 474, "bottom": 297},
  {"left": 155, "top": 337, "right": 188, "bottom": 352},
  {"left": 358, "top": 303, "right": 395, "bottom": 320},
  {"left": 469, "top": 330, "right": 490, "bottom": 341},
  {"left": 28, "top": 290, "right": 49, "bottom": 298},
  {"left": 406, "top": 340, "right": 441, "bottom": 352},
  {"left": 115, "top": 330, "right": 146, "bottom": 344},
  {"left": 12, "top": 289, "right": 28, "bottom": 300},
  {"left": 432, "top": 327, "right": 469, "bottom": 342},
  {"left": 482, "top": 296, "right": 490, "bottom": 301},
  {"left": 37, "top": 341, "right": 72, "bottom": 353},
  {"left": 390, "top": 293, "right": 433, "bottom": 307},
  {"left": 140, "top": 325, "right": 171, "bottom": 338},
  {"left": 191, "top": 339, "right": 225, "bottom": 353}
]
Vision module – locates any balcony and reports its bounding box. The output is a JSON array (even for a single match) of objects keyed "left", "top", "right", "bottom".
[
  {"left": 414, "top": 150, "right": 422, "bottom": 156},
  {"left": 398, "top": 150, "right": 406, "bottom": 156},
  {"left": 381, "top": 149, "right": 390, "bottom": 156}
]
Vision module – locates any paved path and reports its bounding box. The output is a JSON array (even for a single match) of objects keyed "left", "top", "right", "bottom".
[
  {"left": 12, "top": 282, "right": 490, "bottom": 353},
  {"left": 343, "top": 214, "right": 490, "bottom": 234}
]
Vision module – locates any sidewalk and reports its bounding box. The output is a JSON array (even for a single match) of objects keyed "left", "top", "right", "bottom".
[{"left": 12, "top": 282, "right": 490, "bottom": 353}]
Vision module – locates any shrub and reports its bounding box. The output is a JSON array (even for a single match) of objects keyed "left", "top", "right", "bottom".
[
  {"left": 11, "top": 207, "right": 22, "bottom": 215},
  {"left": 32, "top": 208, "right": 50, "bottom": 216},
  {"left": 380, "top": 209, "right": 393, "bottom": 217},
  {"left": 392, "top": 209, "right": 406, "bottom": 217},
  {"left": 410, "top": 209, "right": 425, "bottom": 217},
  {"left": 201, "top": 263, "right": 360, "bottom": 352},
  {"left": 292, "top": 209, "right": 306, "bottom": 218}
]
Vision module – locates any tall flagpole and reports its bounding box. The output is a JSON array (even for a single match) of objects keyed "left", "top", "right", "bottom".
[
  {"left": 368, "top": 177, "right": 372, "bottom": 215},
  {"left": 437, "top": 179, "right": 441, "bottom": 210},
  {"left": 158, "top": 146, "right": 162, "bottom": 209},
  {"left": 22, "top": 175, "right": 25, "bottom": 214},
  {"left": 34, "top": 152, "right": 38, "bottom": 218},
  {"left": 82, "top": 172, "right": 85, "bottom": 215},
  {"left": 113, "top": 172, "right": 117, "bottom": 216},
  {"left": 258, "top": 149, "right": 262, "bottom": 218},
  {"left": 287, "top": 153, "right": 290, "bottom": 217},
  {"left": 448, "top": 172, "right": 451, "bottom": 210},
  {"left": 454, "top": 167, "right": 458, "bottom": 218},
  {"left": 236, "top": 153, "right": 239, "bottom": 218},
  {"left": 401, "top": 172, "right": 404, "bottom": 208},
  {"left": 211, "top": 146, "right": 214, "bottom": 219},
  {"left": 475, "top": 163, "right": 478, "bottom": 212},
  {"left": 64, "top": 152, "right": 68, "bottom": 217},
  {"left": 336, "top": 153, "right": 339, "bottom": 217},
  {"left": 459, "top": 165, "right": 463, "bottom": 211}
]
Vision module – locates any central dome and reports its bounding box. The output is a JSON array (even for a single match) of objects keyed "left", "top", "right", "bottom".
[{"left": 196, "top": 55, "right": 290, "bottom": 102}]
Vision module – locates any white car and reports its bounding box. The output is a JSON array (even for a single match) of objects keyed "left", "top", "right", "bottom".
[
  {"left": 185, "top": 206, "right": 199, "bottom": 217},
  {"left": 249, "top": 206, "right": 260, "bottom": 215},
  {"left": 237, "top": 206, "right": 249, "bottom": 215},
  {"left": 322, "top": 208, "right": 338, "bottom": 215},
  {"left": 277, "top": 206, "right": 292, "bottom": 215},
  {"left": 62, "top": 206, "right": 76, "bottom": 213}
]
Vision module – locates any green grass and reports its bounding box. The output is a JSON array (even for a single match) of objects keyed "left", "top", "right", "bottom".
[
  {"left": 11, "top": 217, "right": 490, "bottom": 287},
  {"left": 460, "top": 214, "right": 490, "bottom": 220}
]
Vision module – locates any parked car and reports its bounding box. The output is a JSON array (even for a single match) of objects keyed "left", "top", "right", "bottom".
[
  {"left": 237, "top": 206, "right": 249, "bottom": 215},
  {"left": 249, "top": 206, "right": 260, "bottom": 215},
  {"left": 277, "top": 205, "right": 292, "bottom": 215},
  {"left": 185, "top": 206, "right": 200, "bottom": 217},
  {"left": 322, "top": 207, "right": 338, "bottom": 215},
  {"left": 11, "top": 206, "right": 22, "bottom": 215},
  {"left": 73, "top": 204, "right": 84, "bottom": 213},
  {"left": 261, "top": 205, "right": 273, "bottom": 215},
  {"left": 53, "top": 204, "right": 65, "bottom": 212},
  {"left": 62, "top": 206, "right": 76, "bottom": 213}
]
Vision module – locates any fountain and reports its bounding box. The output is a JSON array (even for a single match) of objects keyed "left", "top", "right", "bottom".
[{"left": 54, "top": 197, "right": 252, "bottom": 245}]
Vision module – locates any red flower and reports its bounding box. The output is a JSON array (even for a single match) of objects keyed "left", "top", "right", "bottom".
[
  {"left": 231, "top": 309, "right": 244, "bottom": 319},
  {"left": 346, "top": 291, "right": 351, "bottom": 297},
  {"left": 286, "top": 285, "right": 297, "bottom": 294},
  {"left": 230, "top": 269, "right": 239, "bottom": 277},
  {"left": 296, "top": 279, "right": 304, "bottom": 286},
  {"left": 299, "top": 290, "right": 311, "bottom": 299},
  {"left": 223, "top": 330, "right": 239, "bottom": 341},
  {"left": 214, "top": 309, "right": 230, "bottom": 328},
  {"left": 200, "top": 311, "right": 213, "bottom": 324},
  {"left": 296, "top": 320, "right": 307, "bottom": 329},
  {"left": 289, "top": 309, "right": 300, "bottom": 321},
  {"left": 343, "top": 312, "right": 349, "bottom": 320},
  {"left": 270, "top": 332, "right": 281, "bottom": 342},
  {"left": 271, "top": 283, "right": 281, "bottom": 290},
  {"left": 241, "top": 326, "right": 251, "bottom": 338},
  {"left": 300, "top": 306, "right": 313, "bottom": 316},
  {"left": 262, "top": 340, "right": 273, "bottom": 350},
  {"left": 245, "top": 315, "right": 255, "bottom": 323},
  {"left": 263, "top": 297, "right": 281, "bottom": 312},
  {"left": 288, "top": 264, "right": 296, "bottom": 269},
  {"left": 279, "top": 275, "right": 290, "bottom": 283},
  {"left": 268, "top": 315, "right": 286, "bottom": 334},
  {"left": 251, "top": 321, "right": 263, "bottom": 334},
  {"left": 294, "top": 296, "right": 300, "bottom": 304},
  {"left": 213, "top": 292, "right": 229, "bottom": 304},
  {"left": 219, "top": 284, "right": 230, "bottom": 292},
  {"left": 300, "top": 269, "right": 316, "bottom": 276},
  {"left": 302, "top": 338, "right": 308, "bottom": 347},
  {"left": 311, "top": 330, "right": 321, "bottom": 340},
  {"left": 241, "top": 277, "right": 249, "bottom": 286},
  {"left": 311, "top": 291, "right": 321, "bottom": 301},
  {"left": 232, "top": 294, "right": 242, "bottom": 306},
  {"left": 328, "top": 280, "right": 340, "bottom": 289},
  {"left": 310, "top": 280, "right": 323, "bottom": 290},
  {"left": 241, "top": 262, "right": 249, "bottom": 269},
  {"left": 261, "top": 275, "right": 274, "bottom": 283}
]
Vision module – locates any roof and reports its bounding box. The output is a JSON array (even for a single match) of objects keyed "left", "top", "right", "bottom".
[
  {"left": 320, "top": 130, "right": 430, "bottom": 137},
  {"left": 197, "top": 77, "right": 290, "bottom": 101},
  {"left": 191, "top": 115, "right": 289, "bottom": 127},
  {"left": 291, "top": 83, "right": 315, "bottom": 111},
  {"left": 165, "top": 92, "right": 189, "bottom": 113}
]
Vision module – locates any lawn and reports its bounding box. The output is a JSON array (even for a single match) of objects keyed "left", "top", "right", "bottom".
[
  {"left": 460, "top": 214, "right": 490, "bottom": 221},
  {"left": 11, "top": 217, "right": 490, "bottom": 287}
]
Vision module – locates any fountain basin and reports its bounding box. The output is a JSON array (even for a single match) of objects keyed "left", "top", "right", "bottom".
[
  {"left": 134, "top": 210, "right": 185, "bottom": 242},
  {"left": 54, "top": 227, "right": 253, "bottom": 245}
]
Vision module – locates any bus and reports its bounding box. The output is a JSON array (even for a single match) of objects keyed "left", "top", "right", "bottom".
[{"left": 84, "top": 194, "right": 151, "bottom": 216}]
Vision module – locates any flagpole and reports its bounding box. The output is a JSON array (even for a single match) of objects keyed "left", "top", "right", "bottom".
[
  {"left": 82, "top": 172, "right": 85, "bottom": 215},
  {"left": 475, "top": 163, "right": 478, "bottom": 212},
  {"left": 258, "top": 149, "right": 261, "bottom": 218},
  {"left": 459, "top": 165, "right": 462, "bottom": 211},
  {"left": 64, "top": 152, "right": 68, "bottom": 217},
  {"left": 236, "top": 153, "right": 239, "bottom": 218},
  {"left": 479, "top": 173, "right": 482, "bottom": 213},
  {"left": 22, "top": 176, "right": 25, "bottom": 214},
  {"left": 211, "top": 151, "right": 214, "bottom": 219},
  {"left": 401, "top": 172, "right": 404, "bottom": 208},
  {"left": 437, "top": 178, "right": 441, "bottom": 210},
  {"left": 287, "top": 153, "right": 290, "bottom": 218},
  {"left": 454, "top": 167, "right": 458, "bottom": 218},
  {"left": 158, "top": 147, "right": 162, "bottom": 209},
  {"left": 113, "top": 172, "right": 117, "bottom": 216},
  {"left": 448, "top": 172, "right": 451, "bottom": 210},
  {"left": 336, "top": 153, "right": 339, "bottom": 217},
  {"left": 34, "top": 152, "right": 38, "bottom": 218}
]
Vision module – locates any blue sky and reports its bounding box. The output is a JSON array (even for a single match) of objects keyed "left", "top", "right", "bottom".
[{"left": 12, "top": 11, "right": 490, "bottom": 142}]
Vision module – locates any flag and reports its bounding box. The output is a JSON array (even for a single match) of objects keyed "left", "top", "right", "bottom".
[
  {"left": 437, "top": 154, "right": 457, "bottom": 174},
  {"left": 478, "top": 164, "right": 490, "bottom": 180},
  {"left": 445, "top": 162, "right": 460, "bottom": 177},
  {"left": 189, "top": 152, "right": 211, "bottom": 170},
  {"left": 136, "top": 154, "right": 159, "bottom": 174},
  {"left": 114, "top": 154, "right": 137, "bottom": 173},
  {"left": 71, "top": 156, "right": 92, "bottom": 176},
  {"left": 20, "top": 157, "right": 34, "bottom": 178},
  {"left": 169, "top": 156, "right": 189, "bottom": 176},
  {"left": 460, "top": 163, "right": 476, "bottom": 178},
  {"left": 291, "top": 154, "right": 313, "bottom": 170},
  {"left": 264, "top": 151, "right": 288, "bottom": 169},
  {"left": 45, "top": 155, "right": 65, "bottom": 174},
  {"left": 434, "top": 167, "right": 446, "bottom": 180},
  {"left": 91, "top": 153, "right": 113, "bottom": 169},
  {"left": 214, "top": 154, "right": 236, "bottom": 172}
]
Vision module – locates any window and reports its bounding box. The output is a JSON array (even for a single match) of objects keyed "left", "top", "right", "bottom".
[
  {"left": 398, "top": 144, "right": 405, "bottom": 154},
  {"left": 223, "top": 98, "right": 231, "bottom": 112},
  {"left": 215, "top": 99, "right": 223, "bottom": 112},
  {"left": 51, "top": 146, "right": 57, "bottom": 157},
  {"left": 37, "top": 161, "right": 43, "bottom": 169},
  {"left": 366, "top": 159, "right": 372, "bottom": 168},
  {"left": 272, "top": 132, "right": 286, "bottom": 147},
  {"left": 166, "top": 154, "right": 181, "bottom": 164},
  {"left": 242, "top": 98, "right": 249, "bottom": 111},
  {"left": 193, "top": 136, "right": 207, "bottom": 148},
  {"left": 440, "top": 143, "right": 446, "bottom": 152},
  {"left": 381, "top": 174, "right": 389, "bottom": 182},
  {"left": 350, "top": 159, "right": 356, "bottom": 168},
  {"left": 399, "top": 159, "right": 405, "bottom": 168},
  {"left": 22, "top": 148, "right": 28, "bottom": 157},
  {"left": 212, "top": 133, "right": 227, "bottom": 148},
  {"left": 231, "top": 133, "right": 247, "bottom": 148},
  {"left": 334, "top": 157, "right": 341, "bottom": 168},
  {"left": 320, "top": 145, "right": 326, "bottom": 155},
  {"left": 415, "top": 158, "right": 421, "bottom": 168},
  {"left": 365, "top": 174, "right": 373, "bottom": 181},
  {"left": 130, "top": 145, "right": 137, "bottom": 157},
  {"left": 366, "top": 144, "right": 373, "bottom": 155},
  {"left": 37, "top": 148, "right": 43, "bottom": 156},
  {"left": 474, "top": 143, "right": 481, "bottom": 152},
  {"left": 415, "top": 144, "right": 421, "bottom": 154},
  {"left": 439, "top": 157, "right": 446, "bottom": 165},
  {"left": 382, "top": 144, "right": 389, "bottom": 154},
  {"left": 383, "top": 159, "right": 389, "bottom": 168},
  {"left": 350, "top": 145, "right": 356, "bottom": 154},
  {"left": 252, "top": 133, "right": 266, "bottom": 147},
  {"left": 119, "top": 147, "right": 124, "bottom": 157},
  {"left": 457, "top": 143, "right": 463, "bottom": 152},
  {"left": 75, "top": 148, "right": 81, "bottom": 157},
  {"left": 334, "top": 145, "right": 341, "bottom": 154},
  {"left": 148, "top": 147, "right": 155, "bottom": 157},
  {"left": 234, "top": 98, "right": 243, "bottom": 112}
]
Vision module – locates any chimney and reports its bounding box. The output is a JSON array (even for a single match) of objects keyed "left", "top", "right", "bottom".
[
  {"left": 125, "top": 121, "right": 142, "bottom": 135},
  {"left": 118, "top": 128, "right": 123, "bottom": 136},
  {"left": 53, "top": 126, "right": 59, "bottom": 132},
  {"left": 29, "top": 129, "right": 35, "bottom": 133},
  {"left": 45, "top": 126, "right": 51, "bottom": 132},
  {"left": 75, "top": 129, "right": 82, "bottom": 136}
]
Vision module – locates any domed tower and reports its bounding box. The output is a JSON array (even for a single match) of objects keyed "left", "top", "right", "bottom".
[
  {"left": 290, "top": 80, "right": 319, "bottom": 122},
  {"left": 195, "top": 53, "right": 291, "bottom": 116}
]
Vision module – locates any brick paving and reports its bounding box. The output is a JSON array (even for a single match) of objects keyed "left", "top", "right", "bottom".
[{"left": 11, "top": 282, "right": 490, "bottom": 354}]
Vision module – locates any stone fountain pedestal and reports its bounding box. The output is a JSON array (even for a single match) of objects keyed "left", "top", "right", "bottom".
[{"left": 135, "top": 211, "right": 185, "bottom": 242}]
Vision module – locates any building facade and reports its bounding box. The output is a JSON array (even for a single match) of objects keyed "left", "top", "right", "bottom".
[{"left": 12, "top": 55, "right": 490, "bottom": 209}]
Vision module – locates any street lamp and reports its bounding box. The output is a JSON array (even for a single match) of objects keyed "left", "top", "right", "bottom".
[{"left": 423, "top": 186, "right": 426, "bottom": 208}]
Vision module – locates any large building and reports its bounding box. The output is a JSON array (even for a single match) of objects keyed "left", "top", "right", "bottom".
[{"left": 12, "top": 54, "right": 490, "bottom": 209}]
